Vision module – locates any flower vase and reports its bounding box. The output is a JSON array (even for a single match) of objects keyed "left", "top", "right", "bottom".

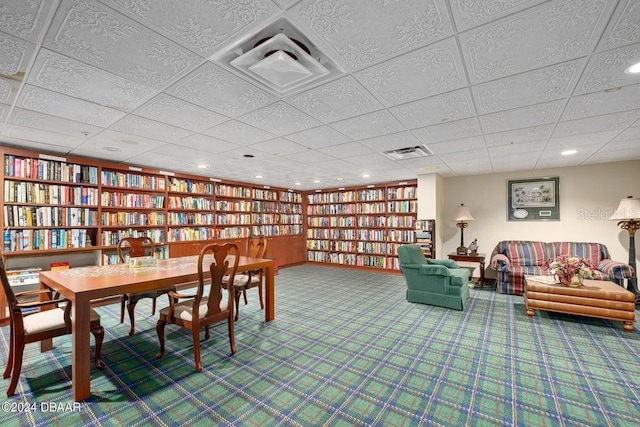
[{"left": 556, "top": 272, "right": 583, "bottom": 287}]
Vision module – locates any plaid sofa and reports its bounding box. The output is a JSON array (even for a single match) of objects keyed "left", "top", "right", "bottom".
[{"left": 490, "top": 240, "right": 634, "bottom": 295}]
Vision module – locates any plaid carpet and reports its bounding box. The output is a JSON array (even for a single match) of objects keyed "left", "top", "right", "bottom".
[{"left": 1, "top": 264, "right": 640, "bottom": 426}]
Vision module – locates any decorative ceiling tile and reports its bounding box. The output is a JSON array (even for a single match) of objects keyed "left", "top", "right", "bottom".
[
  {"left": 359, "top": 131, "right": 423, "bottom": 153},
  {"left": 459, "top": 0, "right": 615, "bottom": 84},
  {"left": 172, "top": 133, "right": 239, "bottom": 154},
  {"left": 0, "top": 104, "right": 8, "bottom": 121},
  {"left": 439, "top": 149, "right": 489, "bottom": 163},
  {"left": 484, "top": 124, "right": 553, "bottom": 147},
  {"left": 390, "top": 88, "right": 475, "bottom": 129},
  {"left": 249, "top": 138, "right": 309, "bottom": 156},
  {"left": 17, "top": 85, "right": 126, "bottom": 127},
  {"left": 109, "top": 115, "right": 193, "bottom": 142},
  {"left": 134, "top": 94, "right": 227, "bottom": 132},
  {"left": 2, "top": 124, "right": 86, "bottom": 149},
  {"left": 487, "top": 140, "right": 545, "bottom": 156},
  {"left": 0, "top": 1, "right": 56, "bottom": 43},
  {"left": 492, "top": 159, "right": 537, "bottom": 173},
  {"left": 562, "top": 84, "right": 640, "bottom": 121},
  {"left": 0, "top": 32, "right": 36, "bottom": 104},
  {"left": 168, "top": 62, "right": 276, "bottom": 117},
  {"left": 428, "top": 136, "right": 486, "bottom": 155},
  {"left": 284, "top": 126, "right": 351, "bottom": 149},
  {"left": 490, "top": 152, "right": 540, "bottom": 164},
  {"left": 574, "top": 43, "right": 640, "bottom": 95},
  {"left": 28, "top": 49, "right": 156, "bottom": 111},
  {"left": 202, "top": 120, "right": 273, "bottom": 145},
  {"left": 596, "top": 0, "right": 640, "bottom": 51},
  {"left": 547, "top": 130, "right": 619, "bottom": 149},
  {"left": 554, "top": 110, "right": 640, "bottom": 138},
  {"left": 355, "top": 37, "right": 465, "bottom": 107},
  {"left": 449, "top": 0, "right": 541, "bottom": 32},
  {"left": 611, "top": 126, "right": 640, "bottom": 142},
  {"left": 286, "top": 76, "right": 382, "bottom": 123},
  {"left": 606, "top": 136, "right": 640, "bottom": 152},
  {"left": 412, "top": 117, "right": 482, "bottom": 145},
  {"left": 290, "top": 0, "right": 453, "bottom": 70},
  {"left": 479, "top": 100, "right": 565, "bottom": 133},
  {"left": 8, "top": 108, "right": 103, "bottom": 138},
  {"left": 100, "top": 0, "right": 279, "bottom": 57},
  {"left": 472, "top": 59, "right": 585, "bottom": 114},
  {"left": 43, "top": 0, "right": 201, "bottom": 89},
  {"left": 317, "top": 141, "right": 374, "bottom": 159},
  {"left": 72, "top": 129, "right": 166, "bottom": 160},
  {"left": 238, "top": 102, "right": 321, "bottom": 136},
  {"left": 283, "top": 150, "right": 337, "bottom": 165},
  {"left": 583, "top": 148, "right": 640, "bottom": 164},
  {"left": 343, "top": 152, "right": 393, "bottom": 166},
  {"left": 329, "top": 110, "right": 404, "bottom": 140}
]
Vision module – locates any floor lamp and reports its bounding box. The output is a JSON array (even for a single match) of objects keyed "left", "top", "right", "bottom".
[
  {"left": 610, "top": 196, "right": 640, "bottom": 297},
  {"left": 453, "top": 204, "right": 474, "bottom": 255}
]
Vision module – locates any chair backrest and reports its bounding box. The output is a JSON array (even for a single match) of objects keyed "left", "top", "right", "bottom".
[
  {"left": 397, "top": 244, "right": 426, "bottom": 267},
  {"left": 247, "top": 235, "right": 267, "bottom": 258},
  {"left": 197, "top": 243, "right": 240, "bottom": 316},
  {"left": 0, "top": 257, "right": 18, "bottom": 315},
  {"left": 117, "top": 236, "right": 155, "bottom": 263}
]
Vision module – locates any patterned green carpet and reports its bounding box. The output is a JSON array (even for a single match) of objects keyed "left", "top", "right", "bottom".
[{"left": 1, "top": 264, "right": 640, "bottom": 426}]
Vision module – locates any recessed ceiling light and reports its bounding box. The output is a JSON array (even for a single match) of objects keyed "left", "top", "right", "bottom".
[
  {"left": 336, "top": 177, "right": 344, "bottom": 181},
  {"left": 313, "top": 179, "right": 320, "bottom": 183},
  {"left": 196, "top": 164, "right": 208, "bottom": 169},
  {"left": 103, "top": 147, "right": 120, "bottom": 152},
  {"left": 294, "top": 182, "right": 301, "bottom": 186},
  {"left": 255, "top": 175, "right": 263, "bottom": 178},
  {"left": 362, "top": 173, "right": 370, "bottom": 178},
  {"left": 561, "top": 149, "right": 577, "bottom": 156},
  {"left": 625, "top": 61, "right": 640, "bottom": 74}
]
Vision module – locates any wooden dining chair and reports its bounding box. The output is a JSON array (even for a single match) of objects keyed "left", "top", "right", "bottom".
[
  {"left": 155, "top": 243, "right": 239, "bottom": 372},
  {"left": 224, "top": 235, "right": 267, "bottom": 320},
  {"left": 117, "top": 236, "right": 175, "bottom": 336},
  {"left": 0, "top": 257, "right": 104, "bottom": 397}
]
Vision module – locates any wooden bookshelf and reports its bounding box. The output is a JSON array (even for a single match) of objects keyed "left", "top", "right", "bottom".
[{"left": 305, "top": 180, "right": 419, "bottom": 271}]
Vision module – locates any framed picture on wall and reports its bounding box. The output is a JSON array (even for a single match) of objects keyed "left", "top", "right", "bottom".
[{"left": 507, "top": 177, "right": 559, "bottom": 221}]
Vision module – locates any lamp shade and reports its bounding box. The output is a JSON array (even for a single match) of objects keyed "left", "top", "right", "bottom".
[
  {"left": 453, "top": 204, "right": 475, "bottom": 222},
  {"left": 610, "top": 196, "right": 640, "bottom": 221}
]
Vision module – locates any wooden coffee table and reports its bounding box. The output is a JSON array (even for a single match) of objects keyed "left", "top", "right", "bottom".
[{"left": 524, "top": 276, "right": 636, "bottom": 332}]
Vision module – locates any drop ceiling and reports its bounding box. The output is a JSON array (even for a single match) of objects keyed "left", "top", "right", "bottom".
[{"left": 0, "top": 0, "right": 639, "bottom": 190}]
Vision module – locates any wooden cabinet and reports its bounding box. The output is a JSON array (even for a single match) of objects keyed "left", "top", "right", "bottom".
[{"left": 305, "top": 181, "right": 417, "bottom": 271}]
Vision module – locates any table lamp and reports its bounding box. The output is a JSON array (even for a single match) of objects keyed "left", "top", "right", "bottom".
[
  {"left": 609, "top": 196, "right": 640, "bottom": 297},
  {"left": 453, "top": 204, "right": 475, "bottom": 255}
]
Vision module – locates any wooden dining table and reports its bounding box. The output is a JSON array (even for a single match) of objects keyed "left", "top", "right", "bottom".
[{"left": 39, "top": 255, "right": 275, "bottom": 402}]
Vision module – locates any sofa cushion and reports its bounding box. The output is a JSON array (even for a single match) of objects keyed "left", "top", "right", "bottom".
[
  {"left": 426, "top": 259, "right": 460, "bottom": 269},
  {"left": 553, "top": 242, "right": 607, "bottom": 266},
  {"left": 501, "top": 240, "right": 554, "bottom": 267}
]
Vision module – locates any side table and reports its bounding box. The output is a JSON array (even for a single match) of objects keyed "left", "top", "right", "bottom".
[{"left": 448, "top": 252, "right": 489, "bottom": 289}]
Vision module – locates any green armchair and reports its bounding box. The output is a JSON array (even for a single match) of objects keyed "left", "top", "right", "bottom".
[{"left": 397, "top": 245, "right": 470, "bottom": 310}]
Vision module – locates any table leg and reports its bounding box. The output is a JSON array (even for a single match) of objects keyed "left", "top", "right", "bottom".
[
  {"left": 265, "top": 263, "right": 274, "bottom": 322},
  {"left": 40, "top": 281, "right": 53, "bottom": 352},
  {"left": 71, "top": 294, "right": 92, "bottom": 401}
]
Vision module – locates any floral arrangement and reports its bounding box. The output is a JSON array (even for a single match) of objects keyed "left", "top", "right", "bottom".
[{"left": 546, "top": 255, "right": 596, "bottom": 286}]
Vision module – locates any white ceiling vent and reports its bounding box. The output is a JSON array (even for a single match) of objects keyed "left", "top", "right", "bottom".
[
  {"left": 382, "top": 145, "right": 434, "bottom": 160},
  {"left": 213, "top": 17, "right": 344, "bottom": 95}
]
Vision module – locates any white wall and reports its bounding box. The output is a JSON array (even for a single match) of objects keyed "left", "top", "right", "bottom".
[{"left": 441, "top": 160, "right": 640, "bottom": 277}]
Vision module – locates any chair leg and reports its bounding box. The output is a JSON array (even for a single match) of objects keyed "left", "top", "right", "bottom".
[
  {"left": 257, "top": 283, "right": 264, "bottom": 309},
  {"left": 120, "top": 295, "right": 126, "bottom": 323},
  {"left": 151, "top": 296, "right": 157, "bottom": 315},
  {"left": 155, "top": 318, "right": 166, "bottom": 359},
  {"left": 228, "top": 317, "right": 236, "bottom": 355},
  {"left": 205, "top": 326, "right": 210, "bottom": 340},
  {"left": 91, "top": 326, "right": 105, "bottom": 369},
  {"left": 127, "top": 300, "right": 137, "bottom": 336},
  {"left": 192, "top": 328, "right": 202, "bottom": 372},
  {"left": 6, "top": 334, "right": 25, "bottom": 397},
  {"left": 243, "top": 289, "right": 248, "bottom": 305},
  {"left": 234, "top": 289, "right": 242, "bottom": 321},
  {"left": 3, "top": 323, "right": 14, "bottom": 379}
]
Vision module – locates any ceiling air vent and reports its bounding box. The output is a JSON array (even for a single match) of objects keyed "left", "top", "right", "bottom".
[{"left": 382, "top": 145, "right": 434, "bottom": 160}]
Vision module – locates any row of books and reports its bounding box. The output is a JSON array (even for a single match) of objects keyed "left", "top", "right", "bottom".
[
  {"left": 168, "top": 178, "right": 215, "bottom": 194},
  {"left": 4, "top": 155, "right": 98, "bottom": 184},
  {"left": 4, "top": 181, "right": 98, "bottom": 205},
  {"left": 3, "top": 229, "right": 92, "bottom": 251},
  {"left": 101, "top": 211, "right": 166, "bottom": 226},
  {"left": 4, "top": 205, "right": 98, "bottom": 227},
  {"left": 101, "top": 171, "right": 164, "bottom": 190},
  {"left": 167, "top": 196, "right": 214, "bottom": 210},
  {"left": 101, "top": 192, "right": 165, "bottom": 208}
]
